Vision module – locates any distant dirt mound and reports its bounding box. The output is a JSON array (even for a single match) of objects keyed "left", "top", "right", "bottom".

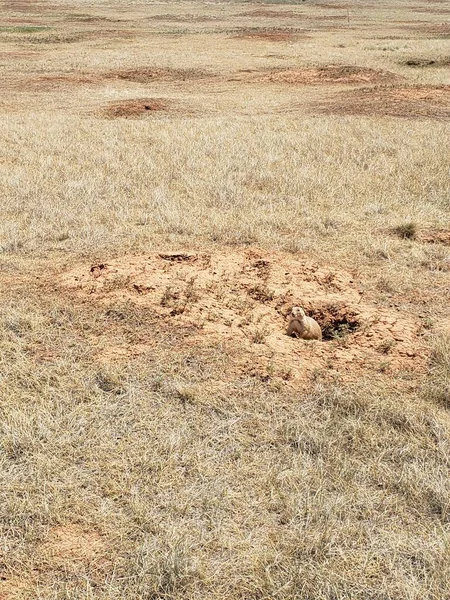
[
  {"left": 256, "top": 65, "right": 400, "bottom": 85},
  {"left": 419, "top": 228, "right": 450, "bottom": 246},
  {"left": 401, "top": 57, "right": 450, "bottom": 67},
  {"left": 316, "top": 2, "right": 350, "bottom": 7},
  {"left": 238, "top": 9, "right": 300, "bottom": 18},
  {"left": 99, "top": 98, "right": 171, "bottom": 119},
  {"left": 60, "top": 250, "right": 428, "bottom": 384},
  {"left": 147, "top": 13, "right": 220, "bottom": 22},
  {"left": 417, "top": 23, "right": 450, "bottom": 37},
  {"left": 18, "top": 67, "right": 212, "bottom": 93},
  {"left": 413, "top": 6, "right": 450, "bottom": 13},
  {"left": 318, "top": 85, "right": 450, "bottom": 118},
  {"left": 107, "top": 67, "right": 211, "bottom": 83},
  {"left": 233, "top": 30, "right": 301, "bottom": 42}
]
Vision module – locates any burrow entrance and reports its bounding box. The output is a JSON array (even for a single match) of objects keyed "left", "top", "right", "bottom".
[
  {"left": 99, "top": 98, "right": 172, "bottom": 119},
  {"left": 304, "top": 303, "right": 361, "bottom": 341}
]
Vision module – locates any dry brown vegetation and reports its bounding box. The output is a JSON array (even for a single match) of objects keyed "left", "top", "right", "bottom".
[{"left": 1, "top": 0, "right": 450, "bottom": 598}]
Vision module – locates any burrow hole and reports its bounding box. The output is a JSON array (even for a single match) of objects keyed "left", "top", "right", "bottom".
[{"left": 306, "top": 303, "right": 360, "bottom": 341}]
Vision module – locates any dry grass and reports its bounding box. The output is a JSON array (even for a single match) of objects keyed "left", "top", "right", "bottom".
[{"left": 1, "top": 0, "right": 450, "bottom": 598}]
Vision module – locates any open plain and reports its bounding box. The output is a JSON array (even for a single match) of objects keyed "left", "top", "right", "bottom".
[{"left": 1, "top": 0, "right": 450, "bottom": 598}]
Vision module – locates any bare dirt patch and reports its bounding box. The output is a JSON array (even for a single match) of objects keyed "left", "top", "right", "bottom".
[
  {"left": 255, "top": 65, "right": 400, "bottom": 85},
  {"left": 99, "top": 98, "right": 172, "bottom": 119},
  {"left": 0, "top": 575, "right": 33, "bottom": 600},
  {"left": 39, "top": 525, "right": 107, "bottom": 571},
  {"left": 1, "top": 526, "right": 106, "bottom": 598},
  {"left": 318, "top": 85, "right": 450, "bottom": 119},
  {"left": 60, "top": 250, "right": 428, "bottom": 384}
]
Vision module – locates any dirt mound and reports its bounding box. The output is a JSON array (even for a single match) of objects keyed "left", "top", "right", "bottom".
[
  {"left": 413, "top": 7, "right": 450, "bottom": 14},
  {"left": 107, "top": 67, "right": 211, "bottom": 83},
  {"left": 417, "top": 23, "right": 450, "bottom": 37},
  {"left": 238, "top": 9, "right": 299, "bottom": 18},
  {"left": 65, "top": 13, "right": 119, "bottom": 22},
  {"left": 401, "top": 57, "right": 450, "bottom": 68},
  {"left": 16, "top": 66, "right": 211, "bottom": 92},
  {"left": 256, "top": 65, "right": 400, "bottom": 85},
  {"left": 419, "top": 228, "right": 450, "bottom": 246},
  {"left": 316, "top": 2, "right": 350, "bottom": 7},
  {"left": 388, "top": 225, "right": 450, "bottom": 246},
  {"left": 147, "top": 13, "right": 220, "bottom": 22},
  {"left": 318, "top": 85, "right": 450, "bottom": 119},
  {"left": 233, "top": 30, "right": 301, "bottom": 42},
  {"left": 60, "top": 250, "right": 428, "bottom": 384},
  {"left": 29, "top": 73, "right": 99, "bottom": 90},
  {"left": 315, "top": 14, "right": 348, "bottom": 20},
  {"left": 99, "top": 98, "right": 172, "bottom": 119}
]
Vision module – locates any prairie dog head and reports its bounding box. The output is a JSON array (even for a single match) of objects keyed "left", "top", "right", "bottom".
[{"left": 291, "top": 306, "right": 306, "bottom": 320}]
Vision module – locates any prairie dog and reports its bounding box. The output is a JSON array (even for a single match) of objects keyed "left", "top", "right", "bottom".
[{"left": 287, "top": 307, "right": 322, "bottom": 341}]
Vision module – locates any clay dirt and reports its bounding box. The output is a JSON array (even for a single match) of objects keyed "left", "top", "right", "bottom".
[{"left": 1, "top": 0, "right": 450, "bottom": 599}]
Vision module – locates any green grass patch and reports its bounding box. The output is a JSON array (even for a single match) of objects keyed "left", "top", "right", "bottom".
[{"left": 0, "top": 26, "right": 51, "bottom": 33}]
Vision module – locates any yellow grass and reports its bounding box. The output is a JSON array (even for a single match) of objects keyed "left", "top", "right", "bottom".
[{"left": 1, "top": 0, "right": 450, "bottom": 598}]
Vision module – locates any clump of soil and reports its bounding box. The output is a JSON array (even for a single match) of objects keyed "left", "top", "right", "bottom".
[
  {"left": 59, "top": 249, "right": 427, "bottom": 384},
  {"left": 256, "top": 65, "right": 400, "bottom": 85},
  {"left": 318, "top": 85, "right": 450, "bottom": 119},
  {"left": 100, "top": 98, "right": 171, "bottom": 119}
]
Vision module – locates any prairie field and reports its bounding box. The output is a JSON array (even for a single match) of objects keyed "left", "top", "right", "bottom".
[{"left": 1, "top": 0, "right": 450, "bottom": 598}]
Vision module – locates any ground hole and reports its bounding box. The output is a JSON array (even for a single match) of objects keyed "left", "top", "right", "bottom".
[
  {"left": 306, "top": 303, "right": 360, "bottom": 341},
  {"left": 99, "top": 98, "right": 171, "bottom": 119}
]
